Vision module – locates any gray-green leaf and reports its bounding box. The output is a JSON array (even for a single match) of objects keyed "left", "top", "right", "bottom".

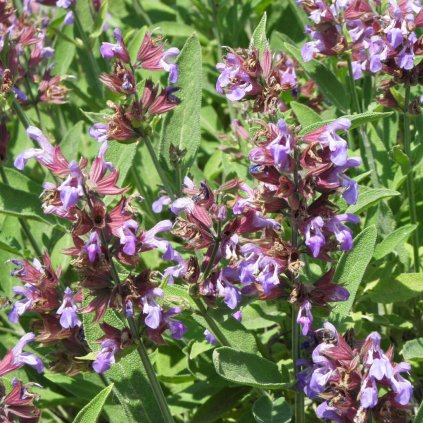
[
  {"left": 346, "top": 187, "right": 400, "bottom": 215},
  {"left": 73, "top": 384, "right": 114, "bottom": 423},
  {"left": 159, "top": 33, "right": 202, "bottom": 181},
  {"left": 290, "top": 101, "right": 322, "bottom": 127},
  {"left": 212, "top": 347, "right": 290, "bottom": 390},
  {"left": 373, "top": 224, "right": 417, "bottom": 260},
  {"left": 253, "top": 396, "right": 292, "bottom": 423},
  {"left": 330, "top": 226, "right": 377, "bottom": 321},
  {"left": 402, "top": 338, "right": 423, "bottom": 361},
  {"left": 250, "top": 13, "right": 268, "bottom": 58}
]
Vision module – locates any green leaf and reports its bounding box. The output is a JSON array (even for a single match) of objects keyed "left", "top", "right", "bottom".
[
  {"left": 73, "top": 384, "right": 114, "bottom": 423},
  {"left": 283, "top": 43, "right": 349, "bottom": 111},
  {"left": 373, "top": 224, "right": 417, "bottom": 260},
  {"left": 192, "top": 309, "right": 258, "bottom": 354},
  {"left": 330, "top": 226, "right": 377, "bottom": 320},
  {"left": 0, "top": 232, "right": 22, "bottom": 256},
  {"left": 159, "top": 34, "right": 202, "bottom": 177},
  {"left": 52, "top": 23, "right": 76, "bottom": 75},
  {"left": 60, "top": 121, "right": 84, "bottom": 161},
  {"left": 391, "top": 145, "right": 410, "bottom": 174},
  {"left": 250, "top": 13, "right": 268, "bottom": 57},
  {"left": 191, "top": 387, "right": 250, "bottom": 423},
  {"left": 105, "top": 141, "right": 138, "bottom": 186},
  {"left": 290, "top": 101, "right": 322, "bottom": 127},
  {"left": 346, "top": 186, "right": 400, "bottom": 214},
  {"left": 402, "top": 338, "right": 423, "bottom": 361},
  {"left": 253, "top": 396, "right": 292, "bottom": 423},
  {"left": 90, "top": 0, "right": 109, "bottom": 40},
  {"left": 369, "top": 273, "right": 423, "bottom": 304},
  {"left": 299, "top": 111, "right": 394, "bottom": 136},
  {"left": 415, "top": 400, "right": 423, "bottom": 423},
  {"left": 0, "top": 182, "right": 58, "bottom": 226},
  {"left": 212, "top": 347, "right": 290, "bottom": 390}
]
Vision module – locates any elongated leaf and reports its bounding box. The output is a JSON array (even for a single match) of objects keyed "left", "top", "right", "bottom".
[
  {"left": 82, "top": 293, "right": 164, "bottom": 423},
  {"left": 373, "top": 224, "right": 417, "bottom": 260},
  {"left": 346, "top": 187, "right": 400, "bottom": 214},
  {"left": 291, "top": 101, "right": 322, "bottom": 127},
  {"left": 299, "top": 111, "right": 394, "bottom": 136},
  {"left": 250, "top": 13, "right": 268, "bottom": 57},
  {"left": 402, "top": 338, "right": 423, "bottom": 361},
  {"left": 60, "top": 121, "right": 84, "bottom": 160},
  {"left": 283, "top": 43, "right": 349, "bottom": 111},
  {"left": 330, "top": 226, "right": 377, "bottom": 320},
  {"left": 0, "top": 233, "right": 22, "bottom": 256},
  {"left": 0, "top": 182, "right": 58, "bottom": 226},
  {"left": 159, "top": 34, "right": 202, "bottom": 176},
  {"left": 191, "top": 387, "right": 249, "bottom": 423},
  {"left": 253, "top": 396, "right": 292, "bottom": 423},
  {"left": 73, "top": 384, "right": 114, "bottom": 423},
  {"left": 416, "top": 401, "right": 423, "bottom": 423},
  {"left": 90, "top": 0, "right": 109, "bottom": 40},
  {"left": 105, "top": 141, "right": 138, "bottom": 186},
  {"left": 212, "top": 347, "right": 290, "bottom": 390},
  {"left": 369, "top": 273, "right": 423, "bottom": 304}
]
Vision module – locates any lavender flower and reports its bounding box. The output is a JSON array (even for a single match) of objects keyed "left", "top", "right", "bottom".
[{"left": 56, "top": 287, "right": 81, "bottom": 329}]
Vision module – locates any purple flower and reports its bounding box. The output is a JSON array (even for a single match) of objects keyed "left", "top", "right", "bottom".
[
  {"left": 56, "top": 0, "right": 74, "bottom": 8},
  {"left": 92, "top": 339, "right": 118, "bottom": 373},
  {"left": 0, "top": 333, "right": 43, "bottom": 376},
  {"left": 217, "top": 275, "right": 241, "bottom": 309},
  {"left": 8, "top": 284, "right": 37, "bottom": 323},
  {"left": 89, "top": 123, "right": 108, "bottom": 143},
  {"left": 84, "top": 232, "right": 102, "bottom": 263},
  {"left": 305, "top": 216, "right": 325, "bottom": 257},
  {"left": 216, "top": 53, "right": 255, "bottom": 101},
  {"left": 57, "top": 287, "right": 81, "bottom": 329},
  {"left": 141, "top": 288, "right": 164, "bottom": 329},
  {"left": 325, "top": 213, "right": 360, "bottom": 251},
  {"left": 117, "top": 219, "right": 138, "bottom": 255},
  {"left": 14, "top": 126, "right": 55, "bottom": 170},
  {"left": 100, "top": 28, "right": 130, "bottom": 63},
  {"left": 391, "top": 362, "right": 413, "bottom": 405},
  {"left": 139, "top": 220, "right": 172, "bottom": 252},
  {"left": 359, "top": 376, "right": 379, "bottom": 408},
  {"left": 163, "top": 307, "right": 187, "bottom": 340},
  {"left": 204, "top": 329, "right": 217, "bottom": 345},
  {"left": 57, "top": 161, "right": 84, "bottom": 209},
  {"left": 297, "top": 300, "right": 313, "bottom": 335},
  {"left": 63, "top": 11, "right": 74, "bottom": 25},
  {"left": 159, "top": 47, "right": 180, "bottom": 83},
  {"left": 152, "top": 195, "right": 171, "bottom": 213}
]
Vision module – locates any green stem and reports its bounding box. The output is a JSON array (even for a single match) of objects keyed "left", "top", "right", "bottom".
[
  {"left": 346, "top": 57, "right": 380, "bottom": 188},
  {"left": 291, "top": 148, "right": 304, "bottom": 423},
  {"left": 192, "top": 296, "right": 231, "bottom": 347},
  {"left": 73, "top": 11, "right": 104, "bottom": 100},
  {"left": 12, "top": 98, "right": 31, "bottom": 128},
  {"left": 133, "top": 0, "right": 153, "bottom": 27},
  {"left": 143, "top": 136, "right": 175, "bottom": 197},
  {"left": 403, "top": 84, "right": 420, "bottom": 272},
  {"left": 127, "top": 316, "right": 175, "bottom": 423}
]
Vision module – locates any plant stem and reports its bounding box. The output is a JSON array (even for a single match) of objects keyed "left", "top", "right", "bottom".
[
  {"left": 73, "top": 11, "right": 104, "bottom": 100},
  {"left": 12, "top": 98, "right": 31, "bottom": 128},
  {"left": 127, "top": 316, "right": 175, "bottom": 423},
  {"left": 403, "top": 84, "right": 420, "bottom": 272},
  {"left": 133, "top": 0, "right": 153, "bottom": 27},
  {"left": 346, "top": 57, "right": 380, "bottom": 188},
  {"left": 192, "top": 296, "right": 231, "bottom": 347},
  {"left": 291, "top": 148, "right": 305, "bottom": 423},
  {"left": 143, "top": 136, "right": 176, "bottom": 197}
]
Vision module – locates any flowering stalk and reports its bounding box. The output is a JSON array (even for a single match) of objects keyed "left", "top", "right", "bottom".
[{"left": 403, "top": 84, "right": 420, "bottom": 272}]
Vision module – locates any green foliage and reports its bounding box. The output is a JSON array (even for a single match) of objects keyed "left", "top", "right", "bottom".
[
  {"left": 346, "top": 187, "right": 400, "bottom": 214},
  {"left": 252, "top": 396, "right": 292, "bottom": 423},
  {"left": 73, "top": 384, "right": 114, "bottom": 423},
  {"left": 402, "top": 338, "right": 423, "bottom": 361},
  {"left": 330, "top": 226, "right": 377, "bottom": 321},
  {"left": 373, "top": 224, "right": 417, "bottom": 260},
  {"left": 212, "top": 347, "right": 290, "bottom": 389},
  {"left": 250, "top": 13, "right": 268, "bottom": 57},
  {"left": 159, "top": 33, "right": 202, "bottom": 186}
]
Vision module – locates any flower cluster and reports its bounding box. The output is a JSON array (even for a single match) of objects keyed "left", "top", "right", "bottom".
[
  {"left": 11, "top": 126, "right": 187, "bottom": 373},
  {"left": 216, "top": 47, "right": 297, "bottom": 113},
  {"left": 299, "top": 0, "right": 423, "bottom": 82},
  {"left": 90, "top": 29, "right": 180, "bottom": 144},
  {"left": 299, "top": 322, "right": 413, "bottom": 422},
  {"left": 163, "top": 110, "right": 360, "bottom": 338},
  {"left": 0, "top": 333, "right": 44, "bottom": 422}
]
